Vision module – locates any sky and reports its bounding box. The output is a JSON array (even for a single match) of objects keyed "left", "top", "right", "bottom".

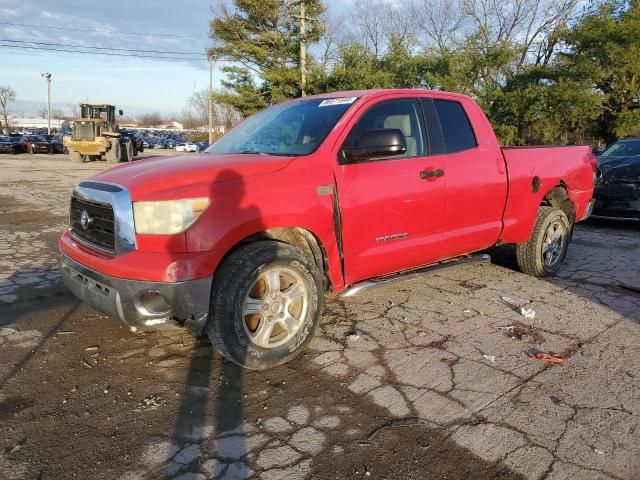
[
  {"left": 0, "top": 0, "right": 359, "bottom": 118},
  {"left": 1, "top": 0, "right": 349, "bottom": 117}
]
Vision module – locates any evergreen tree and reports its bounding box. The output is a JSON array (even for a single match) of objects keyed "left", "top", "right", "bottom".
[{"left": 209, "top": 0, "right": 325, "bottom": 116}]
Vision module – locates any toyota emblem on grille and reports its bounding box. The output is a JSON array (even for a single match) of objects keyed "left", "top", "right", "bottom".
[{"left": 80, "top": 210, "right": 93, "bottom": 230}]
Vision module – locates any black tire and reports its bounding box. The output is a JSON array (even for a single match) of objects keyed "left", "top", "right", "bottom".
[
  {"left": 69, "top": 151, "right": 84, "bottom": 163},
  {"left": 206, "top": 241, "right": 324, "bottom": 370},
  {"left": 124, "top": 140, "right": 133, "bottom": 162},
  {"left": 516, "top": 206, "right": 571, "bottom": 277},
  {"left": 105, "top": 140, "right": 122, "bottom": 163}
]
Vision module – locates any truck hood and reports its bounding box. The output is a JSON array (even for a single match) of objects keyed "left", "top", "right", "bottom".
[{"left": 91, "top": 153, "right": 295, "bottom": 200}]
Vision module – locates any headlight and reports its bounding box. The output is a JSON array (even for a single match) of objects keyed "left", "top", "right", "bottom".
[{"left": 133, "top": 198, "right": 209, "bottom": 234}]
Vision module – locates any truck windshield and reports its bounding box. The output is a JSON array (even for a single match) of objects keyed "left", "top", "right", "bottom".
[
  {"left": 206, "top": 97, "right": 358, "bottom": 156},
  {"left": 600, "top": 139, "right": 640, "bottom": 160}
]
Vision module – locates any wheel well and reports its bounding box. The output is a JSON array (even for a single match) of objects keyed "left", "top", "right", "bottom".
[
  {"left": 541, "top": 184, "right": 575, "bottom": 223},
  {"left": 232, "top": 227, "right": 330, "bottom": 289}
]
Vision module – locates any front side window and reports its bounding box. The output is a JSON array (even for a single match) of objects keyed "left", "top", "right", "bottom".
[
  {"left": 207, "top": 97, "right": 357, "bottom": 156},
  {"left": 344, "top": 99, "right": 426, "bottom": 159},
  {"left": 433, "top": 99, "right": 477, "bottom": 154}
]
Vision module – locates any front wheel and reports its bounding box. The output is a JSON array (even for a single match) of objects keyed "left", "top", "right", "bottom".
[
  {"left": 105, "top": 141, "right": 122, "bottom": 163},
  {"left": 516, "top": 206, "right": 571, "bottom": 277},
  {"left": 206, "top": 241, "right": 324, "bottom": 370},
  {"left": 69, "top": 151, "right": 85, "bottom": 163}
]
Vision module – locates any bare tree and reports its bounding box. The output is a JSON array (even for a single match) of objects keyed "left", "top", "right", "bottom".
[
  {"left": 461, "top": 0, "right": 578, "bottom": 68},
  {"left": 411, "top": 0, "right": 467, "bottom": 51},
  {"left": 350, "top": 0, "right": 418, "bottom": 56},
  {"left": 68, "top": 103, "right": 79, "bottom": 118},
  {"left": 52, "top": 109, "right": 65, "bottom": 120},
  {"left": 0, "top": 85, "right": 16, "bottom": 134},
  {"left": 316, "top": 10, "right": 347, "bottom": 70},
  {"left": 137, "top": 112, "right": 164, "bottom": 127},
  {"left": 180, "top": 89, "right": 242, "bottom": 131},
  {"left": 37, "top": 108, "right": 48, "bottom": 119}
]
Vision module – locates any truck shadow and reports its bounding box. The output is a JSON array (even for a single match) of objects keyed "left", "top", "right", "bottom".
[
  {"left": 488, "top": 220, "right": 640, "bottom": 324},
  {"left": 166, "top": 169, "right": 262, "bottom": 478}
]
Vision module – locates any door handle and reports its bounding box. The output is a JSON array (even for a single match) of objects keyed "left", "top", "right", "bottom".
[{"left": 420, "top": 169, "right": 445, "bottom": 179}]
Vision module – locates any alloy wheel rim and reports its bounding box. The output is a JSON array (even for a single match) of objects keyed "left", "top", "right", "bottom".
[
  {"left": 242, "top": 267, "right": 308, "bottom": 349},
  {"left": 542, "top": 220, "right": 566, "bottom": 268}
]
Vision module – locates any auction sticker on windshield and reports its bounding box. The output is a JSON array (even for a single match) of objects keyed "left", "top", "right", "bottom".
[{"left": 318, "top": 97, "right": 357, "bottom": 107}]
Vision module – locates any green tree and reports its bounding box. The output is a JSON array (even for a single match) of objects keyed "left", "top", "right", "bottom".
[
  {"left": 489, "top": 66, "right": 601, "bottom": 145},
  {"left": 309, "top": 36, "right": 430, "bottom": 93},
  {"left": 209, "top": 0, "right": 325, "bottom": 116},
  {"left": 560, "top": 0, "right": 640, "bottom": 142}
]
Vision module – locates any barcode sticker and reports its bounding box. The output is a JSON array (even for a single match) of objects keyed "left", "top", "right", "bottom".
[{"left": 318, "top": 97, "right": 357, "bottom": 107}]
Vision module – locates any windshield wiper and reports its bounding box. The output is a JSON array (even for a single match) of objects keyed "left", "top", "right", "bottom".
[{"left": 238, "top": 150, "right": 269, "bottom": 155}]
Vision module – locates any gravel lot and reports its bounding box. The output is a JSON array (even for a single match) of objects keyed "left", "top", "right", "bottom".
[{"left": 1, "top": 152, "right": 639, "bottom": 480}]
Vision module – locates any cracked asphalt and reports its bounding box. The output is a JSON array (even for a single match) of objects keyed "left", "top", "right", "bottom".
[{"left": 1, "top": 153, "right": 639, "bottom": 480}]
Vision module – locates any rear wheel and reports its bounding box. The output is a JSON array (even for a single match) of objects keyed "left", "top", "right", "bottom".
[
  {"left": 206, "top": 241, "right": 324, "bottom": 370},
  {"left": 69, "top": 151, "right": 85, "bottom": 163},
  {"left": 516, "top": 206, "right": 571, "bottom": 277},
  {"left": 123, "top": 139, "right": 133, "bottom": 162}
]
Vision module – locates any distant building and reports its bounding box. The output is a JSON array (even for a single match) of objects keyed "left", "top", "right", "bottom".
[{"left": 9, "top": 117, "right": 65, "bottom": 129}]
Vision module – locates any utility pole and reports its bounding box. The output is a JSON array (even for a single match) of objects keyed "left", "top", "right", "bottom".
[
  {"left": 289, "top": 1, "right": 317, "bottom": 97},
  {"left": 208, "top": 58, "right": 214, "bottom": 145},
  {"left": 300, "top": 1, "right": 306, "bottom": 97},
  {"left": 41, "top": 72, "right": 52, "bottom": 134}
]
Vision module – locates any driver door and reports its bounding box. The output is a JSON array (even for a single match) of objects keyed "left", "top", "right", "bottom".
[{"left": 334, "top": 98, "right": 446, "bottom": 285}]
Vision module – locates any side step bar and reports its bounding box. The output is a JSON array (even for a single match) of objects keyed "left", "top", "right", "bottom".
[{"left": 340, "top": 253, "right": 491, "bottom": 298}]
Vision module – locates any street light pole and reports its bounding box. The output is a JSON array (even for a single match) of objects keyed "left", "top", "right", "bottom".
[
  {"left": 208, "top": 58, "right": 214, "bottom": 145},
  {"left": 41, "top": 72, "right": 52, "bottom": 135}
]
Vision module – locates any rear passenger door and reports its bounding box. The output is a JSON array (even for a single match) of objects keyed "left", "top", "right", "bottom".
[{"left": 421, "top": 98, "right": 508, "bottom": 258}]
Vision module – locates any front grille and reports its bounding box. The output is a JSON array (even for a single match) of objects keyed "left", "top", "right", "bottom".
[
  {"left": 70, "top": 196, "right": 116, "bottom": 253},
  {"left": 73, "top": 122, "right": 94, "bottom": 141}
]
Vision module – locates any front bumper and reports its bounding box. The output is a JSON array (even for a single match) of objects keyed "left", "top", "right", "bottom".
[
  {"left": 60, "top": 252, "right": 212, "bottom": 334},
  {"left": 592, "top": 197, "right": 640, "bottom": 221}
]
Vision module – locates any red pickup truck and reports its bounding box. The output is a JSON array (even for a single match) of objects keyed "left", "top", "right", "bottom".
[{"left": 60, "top": 89, "right": 595, "bottom": 370}]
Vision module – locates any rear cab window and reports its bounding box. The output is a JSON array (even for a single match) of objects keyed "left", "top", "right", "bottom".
[{"left": 432, "top": 99, "right": 477, "bottom": 154}]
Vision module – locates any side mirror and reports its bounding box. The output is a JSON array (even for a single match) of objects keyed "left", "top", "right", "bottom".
[
  {"left": 119, "top": 109, "right": 123, "bottom": 116},
  {"left": 342, "top": 128, "right": 407, "bottom": 164}
]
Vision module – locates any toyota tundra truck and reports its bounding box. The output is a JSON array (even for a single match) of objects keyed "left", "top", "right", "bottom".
[{"left": 59, "top": 89, "right": 596, "bottom": 370}]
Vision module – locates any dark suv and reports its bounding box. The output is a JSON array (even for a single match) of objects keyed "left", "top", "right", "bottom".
[
  {"left": 0, "top": 136, "right": 25, "bottom": 154},
  {"left": 21, "top": 135, "right": 51, "bottom": 154}
]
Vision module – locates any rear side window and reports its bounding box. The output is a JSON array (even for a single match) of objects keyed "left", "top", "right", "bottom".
[{"left": 433, "top": 100, "right": 477, "bottom": 153}]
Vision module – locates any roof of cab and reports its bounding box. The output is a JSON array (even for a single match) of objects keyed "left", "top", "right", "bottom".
[{"left": 295, "top": 88, "right": 473, "bottom": 102}]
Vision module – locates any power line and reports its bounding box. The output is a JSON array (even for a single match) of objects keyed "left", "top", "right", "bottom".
[
  {"left": 0, "top": 43, "right": 206, "bottom": 61},
  {"left": 0, "top": 21, "right": 203, "bottom": 39},
  {"left": 0, "top": 38, "right": 206, "bottom": 56}
]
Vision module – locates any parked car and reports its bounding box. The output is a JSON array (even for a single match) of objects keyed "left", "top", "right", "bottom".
[
  {"left": 50, "top": 135, "right": 67, "bottom": 154},
  {"left": 21, "top": 135, "right": 51, "bottom": 154},
  {"left": 59, "top": 89, "right": 595, "bottom": 371},
  {"left": 196, "top": 142, "right": 209, "bottom": 152},
  {"left": 0, "top": 136, "right": 25, "bottom": 154},
  {"left": 593, "top": 137, "right": 640, "bottom": 221},
  {"left": 175, "top": 143, "right": 198, "bottom": 152}
]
